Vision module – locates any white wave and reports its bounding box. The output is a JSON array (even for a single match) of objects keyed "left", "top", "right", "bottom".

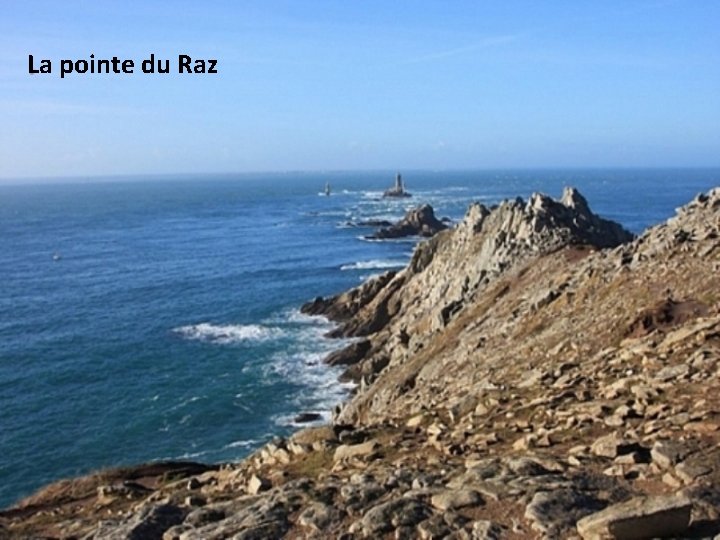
[
  {"left": 357, "top": 235, "right": 420, "bottom": 243},
  {"left": 260, "top": 339, "right": 355, "bottom": 427},
  {"left": 263, "top": 308, "right": 332, "bottom": 327},
  {"left": 173, "top": 449, "right": 210, "bottom": 460},
  {"left": 174, "top": 323, "right": 284, "bottom": 344},
  {"left": 340, "top": 259, "right": 406, "bottom": 271},
  {"left": 170, "top": 395, "right": 203, "bottom": 409},
  {"left": 286, "top": 310, "right": 331, "bottom": 326},
  {"left": 224, "top": 438, "right": 261, "bottom": 450}
]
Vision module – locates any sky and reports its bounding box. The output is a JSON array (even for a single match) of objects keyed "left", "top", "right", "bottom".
[{"left": 0, "top": 0, "right": 719, "bottom": 179}]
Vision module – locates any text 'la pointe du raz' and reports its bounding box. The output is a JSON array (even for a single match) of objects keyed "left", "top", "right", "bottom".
[{"left": 28, "top": 54, "right": 218, "bottom": 78}]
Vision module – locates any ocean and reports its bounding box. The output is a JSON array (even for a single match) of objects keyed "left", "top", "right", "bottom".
[{"left": 1, "top": 168, "right": 718, "bottom": 507}]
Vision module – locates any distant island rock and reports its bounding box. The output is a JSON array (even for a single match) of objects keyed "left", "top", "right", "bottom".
[
  {"left": 366, "top": 204, "right": 448, "bottom": 240},
  {"left": 383, "top": 173, "right": 411, "bottom": 198}
]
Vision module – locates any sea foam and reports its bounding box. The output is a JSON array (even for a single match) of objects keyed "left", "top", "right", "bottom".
[
  {"left": 174, "top": 323, "right": 284, "bottom": 344},
  {"left": 340, "top": 259, "right": 406, "bottom": 271}
]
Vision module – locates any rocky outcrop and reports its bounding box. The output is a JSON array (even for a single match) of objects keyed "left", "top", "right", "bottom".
[
  {"left": 576, "top": 494, "right": 693, "bottom": 539},
  {"left": 301, "top": 270, "right": 396, "bottom": 322},
  {"left": 366, "top": 204, "right": 447, "bottom": 240},
  {"left": 4, "top": 187, "right": 720, "bottom": 539},
  {"left": 309, "top": 188, "right": 635, "bottom": 411}
]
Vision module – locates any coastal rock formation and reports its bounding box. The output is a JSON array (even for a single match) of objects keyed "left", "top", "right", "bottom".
[
  {"left": 4, "top": 187, "right": 720, "bottom": 539},
  {"left": 366, "top": 204, "right": 448, "bottom": 240}
]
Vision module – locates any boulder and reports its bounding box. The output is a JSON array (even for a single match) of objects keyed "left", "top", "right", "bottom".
[
  {"left": 324, "top": 339, "right": 371, "bottom": 366},
  {"left": 469, "top": 520, "right": 505, "bottom": 540},
  {"left": 293, "top": 412, "right": 323, "bottom": 424},
  {"left": 356, "top": 498, "right": 432, "bottom": 535},
  {"left": 591, "top": 433, "right": 643, "bottom": 459},
  {"left": 650, "top": 440, "right": 689, "bottom": 469},
  {"left": 247, "top": 474, "right": 270, "bottom": 495},
  {"left": 430, "top": 489, "right": 483, "bottom": 511},
  {"left": 576, "top": 494, "right": 692, "bottom": 540},
  {"left": 525, "top": 489, "right": 605, "bottom": 537},
  {"left": 333, "top": 440, "right": 380, "bottom": 461},
  {"left": 297, "top": 502, "right": 342, "bottom": 531}
]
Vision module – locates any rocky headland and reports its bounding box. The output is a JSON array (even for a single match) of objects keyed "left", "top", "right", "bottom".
[{"left": 3, "top": 187, "right": 720, "bottom": 539}]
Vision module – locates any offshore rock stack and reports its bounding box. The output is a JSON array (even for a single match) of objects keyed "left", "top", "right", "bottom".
[
  {"left": 383, "top": 173, "right": 412, "bottom": 198},
  {"left": 4, "top": 187, "right": 720, "bottom": 539},
  {"left": 366, "top": 204, "right": 448, "bottom": 240}
]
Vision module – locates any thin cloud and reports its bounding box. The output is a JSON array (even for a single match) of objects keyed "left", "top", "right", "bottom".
[{"left": 406, "top": 34, "right": 520, "bottom": 64}]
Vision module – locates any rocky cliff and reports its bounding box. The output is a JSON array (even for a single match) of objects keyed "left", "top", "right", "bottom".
[{"left": 3, "top": 187, "right": 720, "bottom": 539}]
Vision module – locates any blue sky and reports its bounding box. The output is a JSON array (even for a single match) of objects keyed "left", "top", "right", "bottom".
[{"left": 0, "top": 0, "right": 718, "bottom": 178}]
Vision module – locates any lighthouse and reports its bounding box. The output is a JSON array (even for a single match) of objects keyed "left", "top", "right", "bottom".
[{"left": 383, "top": 172, "right": 412, "bottom": 198}]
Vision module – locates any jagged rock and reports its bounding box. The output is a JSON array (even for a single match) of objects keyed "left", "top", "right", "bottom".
[
  {"left": 97, "top": 483, "right": 151, "bottom": 505},
  {"left": 650, "top": 440, "right": 689, "bottom": 469},
  {"left": 88, "top": 504, "right": 187, "bottom": 540},
  {"left": 247, "top": 474, "right": 270, "bottom": 494},
  {"left": 674, "top": 460, "right": 711, "bottom": 484},
  {"left": 576, "top": 494, "right": 692, "bottom": 540},
  {"left": 355, "top": 498, "right": 432, "bottom": 536},
  {"left": 293, "top": 412, "right": 323, "bottom": 424},
  {"left": 417, "top": 515, "right": 452, "bottom": 538},
  {"left": 654, "top": 363, "right": 691, "bottom": 382},
  {"left": 333, "top": 440, "right": 380, "bottom": 461},
  {"left": 591, "top": 433, "right": 643, "bottom": 459},
  {"left": 525, "top": 489, "right": 606, "bottom": 537},
  {"left": 300, "top": 270, "right": 396, "bottom": 321},
  {"left": 340, "top": 480, "right": 385, "bottom": 512},
  {"left": 430, "top": 489, "right": 483, "bottom": 511},
  {"left": 505, "top": 457, "right": 553, "bottom": 477},
  {"left": 469, "top": 520, "right": 504, "bottom": 540},
  {"left": 367, "top": 205, "right": 448, "bottom": 240},
  {"left": 324, "top": 339, "right": 371, "bottom": 366},
  {"left": 183, "top": 506, "right": 226, "bottom": 527},
  {"left": 298, "top": 502, "right": 342, "bottom": 531}
]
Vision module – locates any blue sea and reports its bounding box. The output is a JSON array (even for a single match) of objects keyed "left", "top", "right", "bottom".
[{"left": 1, "top": 169, "right": 718, "bottom": 507}]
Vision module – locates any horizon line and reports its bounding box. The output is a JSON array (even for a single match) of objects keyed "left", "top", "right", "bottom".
[{"left": 1, "top": 165, "right": 719, "bottom": 184}]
